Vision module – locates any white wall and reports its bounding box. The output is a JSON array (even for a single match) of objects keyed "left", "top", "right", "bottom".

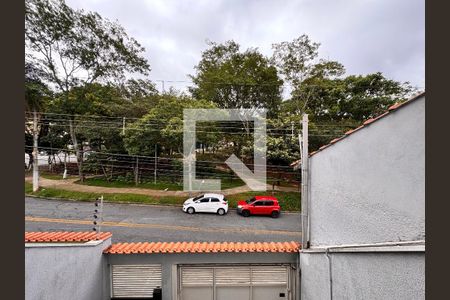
[
  {"left": 309, "top": 96, "right": 425, "bottom": 246},
  {"left": 25, "top": 239, "right": 111, "bottom": 300},
  {"left": 300, "top": 252, "right": 424, "bottom": 300}
]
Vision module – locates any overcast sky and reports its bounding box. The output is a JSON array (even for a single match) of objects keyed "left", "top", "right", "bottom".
[{"left": 66, "top": 0, "right": 424, "bottom": 95}]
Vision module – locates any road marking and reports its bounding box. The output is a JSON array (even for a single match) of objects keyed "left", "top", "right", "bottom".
[{"left": 25, "top": 216, "right": 301, "bottom": 237}]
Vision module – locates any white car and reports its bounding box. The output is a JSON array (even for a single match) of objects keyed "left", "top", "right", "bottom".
[{"left": 182, "top": 193, "right": 228, "bottom": 215}]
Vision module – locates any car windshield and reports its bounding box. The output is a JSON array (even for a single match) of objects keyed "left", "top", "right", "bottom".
[
  {"left": 193, "top": 195, "right": 204, "bottom": 201},
  {"left": 245, "top": 197, "right": 256, "bottom": 204}
]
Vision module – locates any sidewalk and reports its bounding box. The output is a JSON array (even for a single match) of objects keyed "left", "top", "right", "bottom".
[{"left": 25, "top": 176, "right": 299, "bottom": 196}]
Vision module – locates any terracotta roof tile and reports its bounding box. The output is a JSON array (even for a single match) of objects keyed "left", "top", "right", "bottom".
[
  {"left": 25, "top": 231, "right": 112, "bottom": 243},
  {"left": 344, "top": 129, "right": 354, "bottom": 135},
  {"left": 388, "top": 102, "right": 402, "bottom": 110},
  {"left": 104, "top": 241, "right": 301, "bottom": 254},
  {"left": 363, "top": 118, "right": 375, "bottom": 125}
]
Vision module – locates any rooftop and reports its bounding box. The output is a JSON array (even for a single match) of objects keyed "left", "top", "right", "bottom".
[
  {"left": 25, "top": 231, "right": 112, "bottom": 243},
  {"left": 104, "top": 241, "right": 301, "bottom": 254}
]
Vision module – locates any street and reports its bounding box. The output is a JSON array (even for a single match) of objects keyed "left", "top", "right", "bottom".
[{"left": 25, "top": 197, "right": 301, "bottom": 242}]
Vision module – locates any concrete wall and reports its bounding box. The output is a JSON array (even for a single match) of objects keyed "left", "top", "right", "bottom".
[
  {"left": 309, "top": 96, "right": 425, "bottom": 246},
  {"left": 106, "top": 252, "right": 300, "bottom": 300},
  {"left": 25, "top": 239, "right": 111, "bottom": 300},
  {"left": 300, "top": 252, "right": 424, "bottom": 300}
]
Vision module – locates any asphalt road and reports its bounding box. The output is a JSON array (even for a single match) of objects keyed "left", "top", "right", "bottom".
[{"left": 25, "top": 197, "right": 301, "bottom": 243}]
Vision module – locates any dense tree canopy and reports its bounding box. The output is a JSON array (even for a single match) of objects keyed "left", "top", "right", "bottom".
[
  {"left": 190, "top": 40, "right": 283, "bottom": 117},
  {"left": 124, "top": 94, "right": 218, "bottom": 156},
  {"left": 25, "top": 0, "right": 150, "bottom": 92}
]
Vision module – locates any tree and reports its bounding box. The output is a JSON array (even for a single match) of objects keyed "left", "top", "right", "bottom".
[
  {"left": 273, "top": 35, "right": 414, "bottom": 152},
  {"left": 25, "top": 61, "right": 51, "bottom": 191},
  {"left": 272, "top": 34, "right": 345, "bottom": 115},
  {"left": 25, "top": 0, "right": 150, "bottom": 181},
  {"left": 124, "top": 94, "right": 218, "bottom": 156},
  {"left": 190, "top": 40, "right": 283, "bottom": 117},
  {"left": 115, "top": 79, "right": 160, "bottom": 119}
]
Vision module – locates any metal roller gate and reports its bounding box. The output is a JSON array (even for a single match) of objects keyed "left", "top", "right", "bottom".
[
  {"left": 178, "top": 264, "right": 294, "bottom": 300},
  {"left": 111, "top": 264, "right": 162, "bottom": 299}
]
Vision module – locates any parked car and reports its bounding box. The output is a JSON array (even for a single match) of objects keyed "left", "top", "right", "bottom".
[
  {"left": 182, "top": 193, "right": 228, "bottom": 215},
  {"left": 237, "top": 196, "right": 280, "bottom": 218}
]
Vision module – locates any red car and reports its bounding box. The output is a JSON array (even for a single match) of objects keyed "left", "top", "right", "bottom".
[{"left": 236, "top": 196, "right": 281, "bottom": 218}]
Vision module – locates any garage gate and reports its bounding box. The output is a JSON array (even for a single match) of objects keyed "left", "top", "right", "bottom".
[{"left": 178, "top": 265, "right": 294, "bottom": 300}]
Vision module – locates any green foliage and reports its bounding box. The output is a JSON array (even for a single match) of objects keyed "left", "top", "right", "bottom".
[
  {"left": 190, "top": 40, "right": 283, "bottom": 117},
  {"left": 272, "top": 35, "right": 415, "bottom": 152},
  {"left": 25, "top": 61, "right": 52, "bottom": 111},
  {"left": 25, "top": 0, "right": 150, "bottom": 91},
  {"left": 124, "top": 94, "right": 217, "bottom": 155},
  {"left": 272, "top": 34, "right": 345, "bottom": 86},
  {"left": 290, "top": 72, "right": 413, "bottom": 122}
]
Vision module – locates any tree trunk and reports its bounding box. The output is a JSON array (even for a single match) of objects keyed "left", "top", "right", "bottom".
[
  {"left": 27, "top": 153, "right": 33, "bottom": 170},
  {"left": 32, "top": 110, "right": 39, "bottom": 192},
  {"left": 69, "top": 119, "right": 84, "bottom": 182},
  {"left": 63, "top": 152, "right": 68, "bottom": 179}
]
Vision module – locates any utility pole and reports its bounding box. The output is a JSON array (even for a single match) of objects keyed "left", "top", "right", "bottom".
[
  {"left": 32, "top": 110, "right": 39, "bottom": 192},
  {"left": 188, "top": 153, "right": 193, "bottom": 196},
  {"left": 154, "top": 144, "right": 157, "bottom": 184},
  {"left": 135, "top": 156, "right": 139, "bottom": 186},
  {"left": 157, "top": 80, "right": 165, "bottom": 93},
  {"left": 93, "top": 195, "right": 104, "bottom": 240},
  {"left": 122, "top": 117, "right": 126, "bottom": 135},
  {"left": 301, "top": 114, "right": 309, "bottom": 249}
]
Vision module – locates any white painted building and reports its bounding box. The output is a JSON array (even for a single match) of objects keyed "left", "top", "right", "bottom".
[{"left": 300, "top": 92, "right": 425, "bottom": 299}]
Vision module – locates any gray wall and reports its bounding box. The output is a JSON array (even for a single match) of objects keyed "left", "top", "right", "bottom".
[
  {"left": 300, "top": 252, "right": 424, "bottom": 300},
  {"left": 107, "top": 252, "right": 300, "bottom": 300},
  {"left": 25, "top": 239, "right": 111, "bottom": 300},
  {"left": 309, "top": 96, "right": 425, "bottom": 246}
]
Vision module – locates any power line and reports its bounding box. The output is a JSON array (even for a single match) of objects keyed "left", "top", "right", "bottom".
[
  {"left": 25, "top": 145, "right": 300, "bottom": 169},
  {"left": 26, "top": 117, "right": 357, "bottom": 131},
  {"left": 25, "top": 111, "right": 363, "bottom": 127},
  {"left": 149, "top": 78, "right": 425, "bottom": 90},
  {"left": 28, "top": 124, "right": 344, "bottom": 137}
]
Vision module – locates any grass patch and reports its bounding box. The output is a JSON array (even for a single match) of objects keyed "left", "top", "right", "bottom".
[
  {"left": 25, "top": 182, "right": 184, "bottom": 205},
  {"left": 79, "top": 177, "right": 185, "bottom": 191},
  {"left": 77, "top": 176, "right": 245, "bottom": 191}
]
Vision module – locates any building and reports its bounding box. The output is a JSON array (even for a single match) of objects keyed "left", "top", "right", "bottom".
[
  {"left": 25, "top": 232, "right": 301, "bottom": 300},
  {"left": 299, "top": 92, "right": 425, "bottom": 299}
]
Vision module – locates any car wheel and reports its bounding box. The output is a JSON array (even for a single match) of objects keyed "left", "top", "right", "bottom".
[
  {"left": 271, "top": 211, "right": 280, "bottom": 218},
  {"left": 217, "top": 208, "right": 225, "bottom": 215},
  {"left": 242, "top": 210, "right": 250, "bottom": 217},
  {"left": 187, "top": 207, "right": 195, "bottom": 214}
]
